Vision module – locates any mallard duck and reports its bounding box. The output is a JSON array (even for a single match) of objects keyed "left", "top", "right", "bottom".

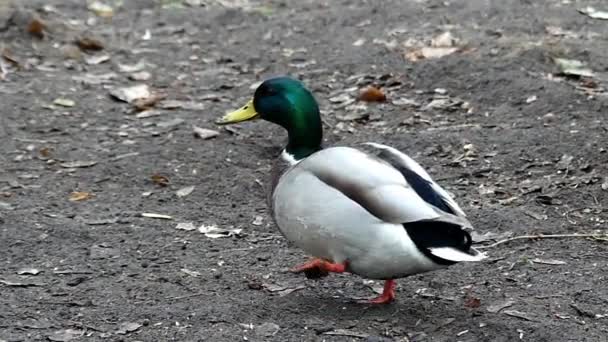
[{"left": 217, "top": 76, "right": 486, "bottom": 304}]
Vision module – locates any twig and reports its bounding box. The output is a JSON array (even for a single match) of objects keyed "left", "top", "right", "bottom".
[{"left": 477, "top": 233, "right": 608, "bottom": 249}]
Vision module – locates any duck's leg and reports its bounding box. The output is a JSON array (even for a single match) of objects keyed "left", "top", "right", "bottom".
[
  {"left": 366, "top": 279, "right": 396, "bottom": 304},
  {"left": 290, "top": 258, "right": 347, "bottom": 279}
]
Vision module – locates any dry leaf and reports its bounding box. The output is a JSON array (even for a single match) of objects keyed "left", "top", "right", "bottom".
[
  {"left": 464, "top": 295, "right": 481, "bottom": 308},
  {"left": 129, "top": 71, "right": 151, "bottom": 81},
  {"left": 358, "top": 86, "right": 386, "bottom": 102},
  {"left": 176, "top": 185, "right": 195, "bottom": 198},
  {"left": 75, "top": 37, "right": 104, "bottom": 51},
  {"left": 27, "top": 18, "right": 45, "bottom": 39},
  {"left": 118, "top": 61, "right": 146, "bottom": 73},
  {"left": 69, "top": 191, "right": 93, "bottom": 202},
  {"left": 150, "top": 174, "right": 169, "bottom": 187},
  {"left": 110, "top": 84, "right": 151, "bottom": 103},
  {"left": 193, "top": 126, "right": 220, "bottom": 139}
]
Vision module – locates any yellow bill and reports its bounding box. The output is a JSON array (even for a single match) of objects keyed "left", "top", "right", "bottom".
[{"left": 216, "top": 100, "right": 258, "bottom": 124}]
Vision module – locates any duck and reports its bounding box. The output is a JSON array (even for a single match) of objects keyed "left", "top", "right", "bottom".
[{"left": 217, "top": 76, "right": 486, "bottom": 304}]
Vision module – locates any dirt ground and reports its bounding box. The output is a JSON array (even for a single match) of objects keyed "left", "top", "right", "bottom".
[{"left": 1, "top": 0, "right": 608, "bottom": 341}]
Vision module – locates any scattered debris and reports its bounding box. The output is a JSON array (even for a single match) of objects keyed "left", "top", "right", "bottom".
[
  {"left": 141, "top": 213, "right": 173, "bottom": 220},
  {"left": 156, "top": 118, "right": 184, "bottom": 129},
  {"left": 88, "top": 1, "right": 114, "bottom": 17},
  {"left": 133, "top": 93, "right": 166, "bottom": 111},
  {"left": 531, "top": 258, "right": 566, "bottom": 265},
  {"left": 115, "top": 322, "right": 142, "bottom": 335},
  {"left": 358, "top": 86, "right": 386, "bottom": 102},
  {"left": 176, "top": 185, "right": 195, "bottom": 198},
  {"left": 180, "top": 268, "right": 201, "bottom": 277},
  {"left": 487, "top": 300, "right": 515, "bottom": 313},
  {"left": 322, "top": 329, "right": 370, "bottom": 339},
  {"left": 579, "top": 6, "right": 608, "bottom": 20},
  {"left": 570, "top": 303, "right": 596, "bottom": 318},
  {"left": 17, "top": 268, "right": 40, "bottom": 275},
  {"left": 503, "top": 310, "right": 537, "bottom": 322},
  {"left": 85, "top": 54, "right": 110, "bottom": 65},
  {"left": 251, "top": 215, "right": 264, "bottom": 226},
  {"left": 89, "top": 244, "right": 120, "bottom": 260},
  {"left": 198, "top": 224, "right": 242, "bottom": 238},
  {"left": 53, "top": 98, "right": 75, "bottom": 108},
  {"left": 464, "top": 295, "right": 481, "bottom": 308},
  {"left": 175, "top": 222, "right": 197, "bottom": 231},
  {"left": 75, "top": 37, "right": 104, "bottom": 51},
  {"left": 60, "top": 160, "right": 98, "bottom": 168},
  {"left": 47, "top": 329, "right": 84, "bottom": 342},
  {"left": 193, "top": 126, "right": 220, "bottom": 140},
  {"left": 151, "top": 174, "right": 170, "bottom": 187},
  {"left": 554, "top": 58, "right": 595, "bottom": 78},
  {"left": 262, "top": 283, "right": 305, "bottom": 297},
  {"left": 69, "top": 191, "right": 93, "bottom": 202},
  {"left": 0, "top": 278, "right": 45, "bottom": 287},
  {"left": 405, "top": 32, "right": 461, "bottom": 62},
  {"left": 255, "top": 322, "right": 280, "bottom": 337},
  {"left": 117, "top": 60, "right": 146, "bottom": 73},
  {"left": 26, "top": 18, "right": 45, "bottom": 39},
  {"left": 110, "top": 84, "right": 151, "bottom": 103}
]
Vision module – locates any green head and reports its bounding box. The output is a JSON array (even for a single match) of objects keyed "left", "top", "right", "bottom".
[{"left": 218, "top": 77, "right": 323, "bottom": 160}]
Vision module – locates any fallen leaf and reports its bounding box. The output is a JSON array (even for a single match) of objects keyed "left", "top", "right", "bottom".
[
  {"left": 156, "top": 118, "right": 184, "bottom": 129},
  {"left": 176, "top": 185, "right": 195, "bottom": 198},
  {"left": 69, "top": 191, "right": 93, "bottom": 202},
  {"left": 193, "top": 126, "right": 220, "bottom": 140},
  {"left": 198, "top": 224, "right": 242, "bottom": 238},
  {"left": 27, "top": 18, "right": 45, "bottom": 39},
  {"left": 150, "top": 174, "right": 169, "bottom": 187},
  {"left": 464, "top": 295, "right": 481, "bottom": 308},
  {"left": 60, "top": 160, "right": 97, "bottom": 168},
  {"left": 531, "top": 258, "right": 566, "bottom": 265},
  {"left": 262, "top": 283, "right": 305, "bottom": 296},
  {"left": 358, "top": 86, "right": 386, "bottom": 102},
  {"left": 554, "top": 58, "right": 595, "bottom": 78},
  {"left": 115, "top": 322, "right": 142, "bottom": 335},
  {"left": 88, "top": 1, "right": 114, "bottom": 17},
  {"left": 17, "top": 268, "right": 41, "bottom": 275},
  {"left": 53, "top": 98, "right": 75, "bottom": 107},
  {"left": 579, "top": 6, "right": 608, "bottom": 20},
  {"left": 75, "top": 37, "right": 104, "bottom": 51},
  {"left": 47, "top": 329, "right": 84, "bottom": 342},
  {"left": 487, "top": 300, "right": 514, "bottom": 313},
  {"left": 72, "top": 72, "right": 117, "bottom": 85},
  {"left": 110, "top": 84, "right": 151, "bottom": 103},
  {"left": 141, "top": 213, "right": 173, "bottom": 220},
  {"left": 175, "top": 222, "right": 196, "bottom": 231}
]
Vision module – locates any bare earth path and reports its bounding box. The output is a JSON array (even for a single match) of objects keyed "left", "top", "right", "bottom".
[{"left": 1, "top": 0, "right": 608, "bottom": 341}]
